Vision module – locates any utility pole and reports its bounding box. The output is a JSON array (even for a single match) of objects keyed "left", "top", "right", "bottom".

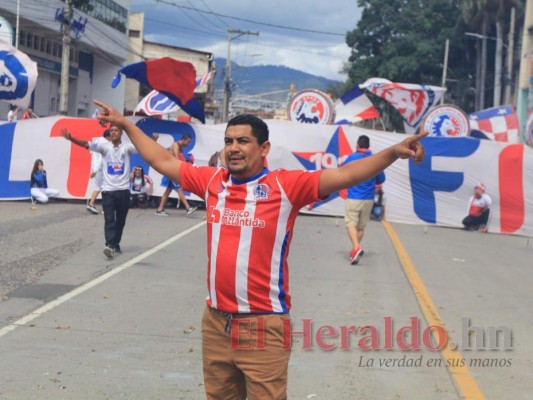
[
  {"left": 15, "top": 0, "right": 20, "bottom": 48},
  {"left": 480, "top": 19, "right": 488, "bottom": 110},
  {"left": 221, "top": 28, "right": 259, "bottom": 122},
  {"left": 59, "top": 0, "right": 72, "bottom": 115},
  {"left": 493, "top": 21, "right": 503, "bottom": 107},
  {"left": 504, "top": 7, "right": 516, "bottom": 105}
]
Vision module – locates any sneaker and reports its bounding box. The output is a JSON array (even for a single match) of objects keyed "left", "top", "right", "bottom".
[
  {"left": 103, "top": 246, "right": 115, "bottom": 259},
  {"left": 113, "top": 246, "right": 122, "bottom": 254},
  {"left": 86, "top": 204, "right": 99, "bottom": 215},
  {"left": 349, "top": 246, "right": 364, "bottom": 265},
  {"left": 156, "top": 210, "right": 169, "bottom": 216},
  {"left": 186, "top": 206, "right": 198, "bottom": 215},
  {"left": 480, "top": 225, "right": 488, "bottom": 233}
]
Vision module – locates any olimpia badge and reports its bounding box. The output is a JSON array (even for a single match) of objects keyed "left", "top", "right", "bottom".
[
  {"left": 288, "top": 89, "right": 335, "bottom": 125},
  {"left": 421, "top": 105, "right": 470, "bottom": 137}
]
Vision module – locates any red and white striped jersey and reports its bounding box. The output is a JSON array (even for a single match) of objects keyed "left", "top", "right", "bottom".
[{"left": 180, "top": 163, "right": 323, "bottom": 314}]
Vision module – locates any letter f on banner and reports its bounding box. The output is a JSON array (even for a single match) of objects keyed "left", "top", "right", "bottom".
[{"left": 410, "top": 138, "right": 480, "bottom": 223}]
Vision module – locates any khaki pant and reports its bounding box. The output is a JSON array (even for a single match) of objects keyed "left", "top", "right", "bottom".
[
  {"left": 345, "top": 199, "right": 374, "bottom": 229},
  {"left": 202, "top": 306, "right": 291, "bottom": 400}
]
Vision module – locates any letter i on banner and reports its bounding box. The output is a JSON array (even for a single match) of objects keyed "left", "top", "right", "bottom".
[{"left": 499, "top": 144, "right": 525, "bottom": 233}]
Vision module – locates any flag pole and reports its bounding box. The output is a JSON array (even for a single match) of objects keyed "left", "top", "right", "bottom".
[{"left": 440, "top": 39, "right": 449, "bottom": 105}]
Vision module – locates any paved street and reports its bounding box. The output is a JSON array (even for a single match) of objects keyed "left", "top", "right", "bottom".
[{"left": 0, "top": 200, "right": 531, "bottom": 399}]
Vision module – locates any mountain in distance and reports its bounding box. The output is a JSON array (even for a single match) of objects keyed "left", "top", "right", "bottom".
[{"left": 212, "top": 57, "right": 342, "bottom": 98}]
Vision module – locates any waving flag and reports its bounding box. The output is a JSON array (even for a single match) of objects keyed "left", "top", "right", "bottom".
[
  {"left": 133, "top": 70, "right": 215, "bottom": 117},
  {"left": 112, "top": 57, "right": 205, "bottom": 123},
  {"left": 334, "top": 85, "right": 379, "bottom": 124},
  {"left": 468, "top": 105, "right": 519, "bottom": 142},
  {"left": 360, "top": 78, "right": 446, "bottom": 134},
  {"left": 0, "top": 39, "right": 38, "bottom": 108},
  {"left": 134, "top": 90, "right": 179, "bottom": 116},
  {"left": 195, "top": 70, "right": 215, "bottom": 89}
]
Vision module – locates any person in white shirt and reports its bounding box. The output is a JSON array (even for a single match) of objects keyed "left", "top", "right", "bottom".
[
  {"left": 62, "top": 125, "right": 157, "bottom": 259},
  {"left": 462, "top": 183, "right": 492, "bottom": 232},
  {"left": 7, "top": 105, "right": 18, "bottom": 122},
  {"left": 129, "top": 165, "right": 153, "bottom": 208}
]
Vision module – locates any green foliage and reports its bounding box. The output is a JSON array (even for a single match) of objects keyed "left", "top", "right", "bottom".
[
  {"left": 345, "top": 0, "right": 478, "bottom": 131},
  {"left": 344, "top": 0, "right": 526, "bottom": 131}
]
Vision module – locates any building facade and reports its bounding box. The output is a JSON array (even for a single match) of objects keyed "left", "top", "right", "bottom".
[{"left": 1, "top": 0, "right": 130, "bottom": 119}]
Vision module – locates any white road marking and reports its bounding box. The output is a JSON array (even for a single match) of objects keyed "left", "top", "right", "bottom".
[{"left": 0, "top": 221, "right": 206, "bottom": 339}]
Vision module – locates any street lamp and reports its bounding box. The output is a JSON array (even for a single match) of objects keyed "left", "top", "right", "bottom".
[{"left": 465, "top": 32, "right": 507, "bottom": 48}]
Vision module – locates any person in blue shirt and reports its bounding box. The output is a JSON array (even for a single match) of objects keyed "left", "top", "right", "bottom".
[
  {"left": 344, "top": 135, "right": 386, "bottom": 265},
  {"left": 30, "top": 159, "right": 60, "bottom": 203}
]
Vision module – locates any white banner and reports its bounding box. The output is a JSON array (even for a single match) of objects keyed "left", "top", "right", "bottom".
[{"left": 1, "top": 116, "right": 532, "bottom": 237}]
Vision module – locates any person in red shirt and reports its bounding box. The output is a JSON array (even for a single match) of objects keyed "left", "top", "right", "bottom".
[
  {"left": 21, "top": 107, "right": 36, "bottom": 119},
  {"left": 93, "top": 99, "right": 427, "bottom": 400},
  {"left": 462, "top": 183, "right": 492, "bottom": 232}
]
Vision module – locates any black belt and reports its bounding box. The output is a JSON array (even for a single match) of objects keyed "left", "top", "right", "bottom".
[{"left": 208, "top": 306, "right": 288, "bottom": 333}]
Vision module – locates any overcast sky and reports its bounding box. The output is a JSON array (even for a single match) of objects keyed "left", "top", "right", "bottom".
[{"left": 130, "top": 0, "right": 361, "bottom": 82}]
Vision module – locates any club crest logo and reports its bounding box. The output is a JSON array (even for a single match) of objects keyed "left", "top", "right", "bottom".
[
  {"left": 288, "top": 90, "right": 335, "bottom": 124},
  {"left": 253, "top": 183, "right": 270, "bottom": 200},
  {"left": 421, "top": 105, "right": 470, "bottom": 137}
]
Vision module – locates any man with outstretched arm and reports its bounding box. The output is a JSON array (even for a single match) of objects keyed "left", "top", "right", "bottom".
[
  {"left": 93, "top": 99, "right": 426, "bottom": 400},
  {"left": 62, "top": 124, "right": 157, "bottom": 260}
]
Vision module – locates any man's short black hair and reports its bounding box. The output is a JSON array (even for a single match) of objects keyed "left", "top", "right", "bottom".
[
  {"left": 181, "top": 133, "right": 192, "bottom": 142},
  {"left": 226, "top": 114, "right": 269, "bottom": 145},
  {"left": 103, "top": 129, "right": 111, "bottom": 138},
  {"left": 357, "top": 135, "right": 370, "bottom": 149}
]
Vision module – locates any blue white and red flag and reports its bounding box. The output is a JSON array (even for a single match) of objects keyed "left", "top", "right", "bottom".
[
  {"left": 134, "top": 90, "right": 180, "bottom": 116},
  {"left": 360, "top": 78, "right": 446, "bottom": 134},
  {"left": 112, "top": 57, "right": 205, "bottom": 122},
  {"left": 133, "top": 70, "right": 215, "bottom": 117},
  {"left": 195, "top": 70, "right": 215, "bottom": 89},
  {"left": 334, "top": 85, "right": 379, "bottom": 124},
  {"left": 468, "top": 105, "right": 519, "bottom": 142}
]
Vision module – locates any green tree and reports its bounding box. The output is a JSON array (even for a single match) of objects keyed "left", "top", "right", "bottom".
[
  {"left": 456, "top": 0, "right": 524, "bottom": 109},
  {"left": 345, "top": 0, "right": 475, "bottom": 131}
]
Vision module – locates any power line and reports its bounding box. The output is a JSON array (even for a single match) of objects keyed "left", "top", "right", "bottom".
[
  {"left": 141, "top": 16, "right": 344, "bottom": 57},
  {"left": 198, "top": 0, "right": 227, "bottom": 29},
  {"left": 154, "top": 0, "right": 345, "bottom": 36},
  {"left": 143, "top": 16, "right": 227, "bottom": 39}
]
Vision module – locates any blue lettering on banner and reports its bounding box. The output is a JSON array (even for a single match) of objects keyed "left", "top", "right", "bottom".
[
  {"left": 132, "top": 118, "right": 197, "bottom": 167},
  {"left": 0, "top": 124, "right": 30, "bottom": 197},
  {"left": 410, "top": 137, "right": 480, "bottom": 223},
  {"left": 132, "top": 118, "right": 197, "bottom": 195}
]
